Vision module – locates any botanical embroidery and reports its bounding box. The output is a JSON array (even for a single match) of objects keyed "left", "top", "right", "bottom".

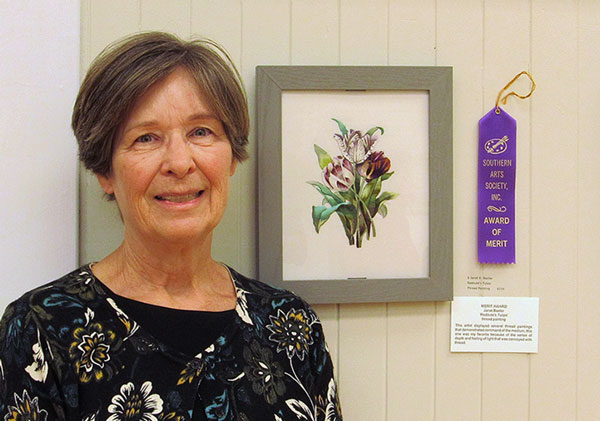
[
  {"left": 4, "top": 390, "right": 48, "bottom": 421},
  {"left": 243, "top": 340, "right": 285, "bottom": 404},
  {"left": 68, "top": 321, "right": 116, "bottom": 383},
  {"left": 24, "top": 330, "right": 48, "bottom": 383},
  {"left": 107, "top": 381, "right": 163, "bottom": 421},
  {"left": 0, "top": 266, "right": 342, "bottom": 420},
  {"left": 266, "top": 308, "right": 314, "bottom": 361}
]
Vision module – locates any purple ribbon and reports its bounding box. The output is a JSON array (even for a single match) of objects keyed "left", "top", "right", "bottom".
[{"left": 478, "top": 107, "right": 516, "bottom": 264}]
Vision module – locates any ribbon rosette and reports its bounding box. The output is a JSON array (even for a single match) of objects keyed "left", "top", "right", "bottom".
[{"left": 308, "top": 118, "right": 398, "bottom": 248}]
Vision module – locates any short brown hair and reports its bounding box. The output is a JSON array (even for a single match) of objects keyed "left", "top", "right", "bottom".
[{"left": 72, "top": 31, "right": 249, "bottom": 176}]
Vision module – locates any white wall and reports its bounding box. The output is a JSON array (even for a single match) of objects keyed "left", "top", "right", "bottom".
[{"left": 0, "top": 1, "right": 79, "bottom": 312}]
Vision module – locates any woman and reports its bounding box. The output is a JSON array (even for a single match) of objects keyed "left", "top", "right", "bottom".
[{"left": 0, "top": 32, "right": 341, "bottom": 421}]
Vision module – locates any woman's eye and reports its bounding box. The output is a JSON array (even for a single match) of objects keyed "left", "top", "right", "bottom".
[
  {"left": 135, "top": 134, "right": 154, "bottom": 143},
  {"left": 192, "top": 127, "right": 213, "bottom": 137}
]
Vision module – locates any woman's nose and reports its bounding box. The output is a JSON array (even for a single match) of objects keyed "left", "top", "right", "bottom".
[{"left": 161, "top": 134, "right": 195, "bottom": 177}]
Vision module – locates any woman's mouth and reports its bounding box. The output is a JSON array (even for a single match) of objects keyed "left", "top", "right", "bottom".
[{"left": 155, "top": 191, "right": 203, "bottom": 203}]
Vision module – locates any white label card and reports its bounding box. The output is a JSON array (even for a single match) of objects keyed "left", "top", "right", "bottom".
[{"left": 451, "top": 296, "right": 539, "bottom": 353}]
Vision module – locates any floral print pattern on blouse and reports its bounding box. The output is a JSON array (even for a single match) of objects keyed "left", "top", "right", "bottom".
[{"left": 0, "top": 265, "right": 342, "bottom": 421}]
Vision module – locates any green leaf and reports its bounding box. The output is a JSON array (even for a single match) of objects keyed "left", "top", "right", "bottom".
[
  {"left": 379, "top": 171, "right": 394, "bottom": 181},
  {"left": 365, "top": 126, "right": 384, "bottom": 137},
  {"left": 307, "top": 181, "right": 343, "bottom": 205},
  {"left": 336, "top": 203, "right": 358, "bottom": 241},
  {"left": 331, "top": 118, "right": 348, "bottom": 136},
  {"left": 336, "top": 212, "right": 355, "bottom": 244},
  {"left": 338, "top": 189, "right": 355, "bottom": 202},
  {"left": 378, "top": 203, "right": 388, "bottom": 218},
  {"left": 356, "top": 213, "right": 369, "bottom": 248},
  {"left": 362, "top": 177, "right": 382, "bottom": 210},
  {"left": 373, "top": 191, "right": 399, "bottom": 217},
  {"left": 372, "top": 177, "right": 383, "bottom": 200},
  {"left": 358, "top": 201, "right": 373, "bottom": 240},
  {"left": 312, "top": 203, "right": 348, "bottom": 233},
  {"left": 313, "top": 144, "right": 332, "bottom": 169},
  {"left": 376, "top": 191, "right": 399, "bottom": 203}
]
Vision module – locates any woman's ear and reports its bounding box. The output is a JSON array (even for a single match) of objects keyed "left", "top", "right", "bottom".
[
  {"left": 96, "top": 173, "right": 115, "bottom": 195},
  {"left": 229, "top": 159, "right": 237, "bottom": 176}
]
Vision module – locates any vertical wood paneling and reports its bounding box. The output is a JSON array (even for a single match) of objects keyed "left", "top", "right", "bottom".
[
  {"left": 480, "top": 1, "right": 531, "bottom": 420},
  {"left": 190, "top": 0, "right": 245, "bottom": 272},
  {"left": 434, "top": 303, "right": 482, "bottom": 421},
  {"left": 338, "top": 304, "right": 387, "bottom": 420},
  {"left": 191, "top": 0, "right": 242, "bottom": 63},
  {"left": 387, "top": 303, "right": 436, "bottom": 420},
  {"left": 443, "top": 0, "right": 484, "bottom": 299},
  {"left": 388, "top": 0, "right": 436, "bottom": 66},
  {"left": 140, "top": 0, "right": 191, "bottom": 36},
  {"left": 530, "top": 1, "right": 578, "bottom": 420},
  {"left": 312, "top": 304, "right": 339, "bottom": 380},
  {"left": 239, "top": 0, "right": 291, "bottom": 278},
  {"left": 88, "top": 0, "right": 140, "bottom": 58},
  {"left": 340, "top": 0, "right": 388, "bottom": 64},
  {"left": 481, "top": 0, "right": 532, "bottom": 294},
  {"left": 577, "top": 1, "right": 600, "bottom": 419},
  {"left": 80, "top": 0, "right": 91, "bottom": 69},
  {"left": 435, "top": 1, "right": 484, "bottom": 419},
  {"left": 291, "top": 0, "right": 339, "bottom": 64},
  {"left": 387, "top": 2, "right": 437, "bottom": 419}
]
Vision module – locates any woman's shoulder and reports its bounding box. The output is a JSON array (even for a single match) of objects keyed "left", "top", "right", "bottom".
[
  {"left": 227, "top": 267, "right": 317, "bottom": 317},
  {"left": 2, "top": 265, "right": 106, "bottom": 323},
  {"left": 228, "top": 268, "right": 308, "bottom": 306}
]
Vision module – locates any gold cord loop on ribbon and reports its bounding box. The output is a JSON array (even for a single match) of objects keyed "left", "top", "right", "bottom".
[{"left": 495, "top": 71, "right": 536, "bottom": 114}]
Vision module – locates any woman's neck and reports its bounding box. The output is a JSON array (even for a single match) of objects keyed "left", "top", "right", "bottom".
[{"left": 91, "top": 233, "right": 236, "bottom": 311}]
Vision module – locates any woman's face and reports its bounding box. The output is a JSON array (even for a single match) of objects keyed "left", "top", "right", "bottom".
[{"left": 97, "top": 67, "right": 237, "bottom": 244}]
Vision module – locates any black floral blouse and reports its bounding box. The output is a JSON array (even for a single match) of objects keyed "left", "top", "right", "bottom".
[{"left": 0, "top": 265, "right": 342, "bottom": 420}]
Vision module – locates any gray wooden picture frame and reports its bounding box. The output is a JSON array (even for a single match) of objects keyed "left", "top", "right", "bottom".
[{"left": 256, "top": 66, "right": 453, "bottom": 303}]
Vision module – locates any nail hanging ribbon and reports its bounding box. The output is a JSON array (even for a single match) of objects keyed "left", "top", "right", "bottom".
[{"left": 478, "top": 71, "right": 535, "bottom": 264}]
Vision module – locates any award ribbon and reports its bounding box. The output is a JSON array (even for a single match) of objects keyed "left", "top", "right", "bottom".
[{"left": 478, "top": 71, "right": 535, "bottom": 264}]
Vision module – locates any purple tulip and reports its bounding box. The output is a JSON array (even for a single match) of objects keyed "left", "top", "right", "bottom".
[
  {"left": 323, "top": 156, "right": 355, "bottom": 192},
  {"left": 357, "top": 151, "right": 391, "bottom": 182}
]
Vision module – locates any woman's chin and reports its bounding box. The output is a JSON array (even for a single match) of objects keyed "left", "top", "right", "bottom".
[{"left": 130, "top": 221, "right": 216, "bottom": 248}]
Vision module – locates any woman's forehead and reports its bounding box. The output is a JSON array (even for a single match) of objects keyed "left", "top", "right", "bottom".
[{"left": 122, "top": 68, "right": 219, "bottom": 131}]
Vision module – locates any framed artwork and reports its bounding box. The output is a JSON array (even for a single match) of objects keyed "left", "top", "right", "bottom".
[{"left": 256, "top": 66, "right": 452, "bottom": 303}]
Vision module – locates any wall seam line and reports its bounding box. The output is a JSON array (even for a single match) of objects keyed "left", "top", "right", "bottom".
[
  {"left": 386, "top": 0, "right": 390, "bottom": 66},
  {"left": 527, "top": 1, "right": 533, "bottom": 419},
  {"left": 289, "top": 0, "right": 292, "bottom": 64},
  {"left": 575, "top": 0, "right": 581, "bottom": 419},
  {"left": 433, "top": 303, "right": 437, "bottom": 421},
  {"left": 338, "top": 0, "right": 342, "bottom": 64},
  {"left": 385, "top": 303, "right": 389, "bottom": 421},
  {"left": 138, "top": 0, "right": 142, "bottom": 30}
]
